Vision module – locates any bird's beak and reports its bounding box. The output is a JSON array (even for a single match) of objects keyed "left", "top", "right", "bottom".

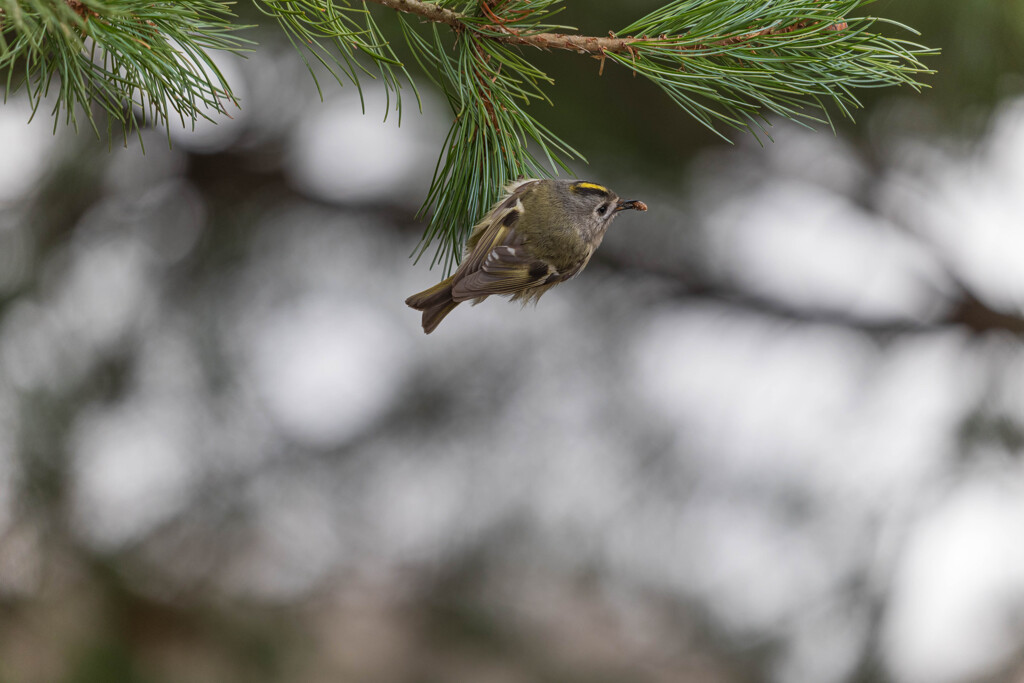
[{"left": 615, "top": 199, "right": 648, "bottom": 213}]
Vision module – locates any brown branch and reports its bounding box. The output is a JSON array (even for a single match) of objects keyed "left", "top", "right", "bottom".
[
  {"left": 368, "top": 1, "right": 645, "bottom": 54},
  {"left": 372, "top": 0, "right": 640, "bottom": 53},
  {"left": 66, "top": 0, "right": 96, "bottom": 19},
  {"left": 369, "top": 0, "right": 846, "bottom": 55},
  {"left": 370, "top": 0, "right": 464, "bottom": 32}
]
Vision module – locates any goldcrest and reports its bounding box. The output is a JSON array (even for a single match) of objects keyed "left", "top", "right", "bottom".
[{"left": 406, "top": 179, "right": 647, "bottom": 334}]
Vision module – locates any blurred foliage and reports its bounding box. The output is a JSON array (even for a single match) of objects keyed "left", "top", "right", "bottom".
[{"left": 889, "top": 0, "right": 1024, "bottom": 120}]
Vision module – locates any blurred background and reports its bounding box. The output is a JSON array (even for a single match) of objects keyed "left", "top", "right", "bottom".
[{"left": 2, "top": 1, "right": 1024, "bottom": 682}]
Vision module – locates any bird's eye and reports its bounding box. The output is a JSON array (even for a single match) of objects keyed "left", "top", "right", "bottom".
[{"left": 596, "top": 204, "right": 608, "bottom": 216}]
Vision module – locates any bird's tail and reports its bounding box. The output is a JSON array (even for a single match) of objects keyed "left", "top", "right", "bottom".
[{"left": 405, "top": 276, "right": 459, "bottom": 334}]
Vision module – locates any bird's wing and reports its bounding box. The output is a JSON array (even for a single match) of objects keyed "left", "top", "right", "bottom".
[
  {"left": 451, "top": 179, "right": 561, "bottom": 301},
  {"left": 465, "top": 179, "right": 540, "bottom": 252},
  {"left": 459, "top": 206, "right": 520, "bottom": 277},
  {"left": 451, "top": 243, "right": 560, "bottom": 301}
]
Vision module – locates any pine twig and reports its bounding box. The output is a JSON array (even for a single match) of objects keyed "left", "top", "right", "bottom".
[{"left": 371, "top": 0, "right": 848, "bottom": 55}]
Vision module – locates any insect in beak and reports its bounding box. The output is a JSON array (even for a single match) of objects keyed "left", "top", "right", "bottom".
[{"left": 615, "top": 199, "right": 647, "bottom": 212}]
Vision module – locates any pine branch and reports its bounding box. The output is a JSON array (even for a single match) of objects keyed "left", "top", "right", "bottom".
[
  {"left": 381, "top": 0, "right": 935, "bottom": 269},
  {"left": 373, "top": 0, "right": 848, "bottom": 55},
  {"left": 1, "top": 1, "right": 936, "bottom": 273},
  {"left": 372, "top": 0, "right": 461, "bottom": 29},
  {"left": 0, "top": 0, "right": 251, "bottom": 140}
]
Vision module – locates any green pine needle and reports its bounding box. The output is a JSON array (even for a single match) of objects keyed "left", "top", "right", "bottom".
[{"left": 1, "top": 0, "right": 252, "bottom": 142}]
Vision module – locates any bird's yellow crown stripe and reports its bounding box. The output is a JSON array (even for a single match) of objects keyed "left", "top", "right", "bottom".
[{"left": 571, "top": 182, "right": 609, "bottom": 194}]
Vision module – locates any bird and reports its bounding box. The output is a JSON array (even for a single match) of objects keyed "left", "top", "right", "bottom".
[{"left": 405, "top": 178, "right": 647, "bottom": 334}]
